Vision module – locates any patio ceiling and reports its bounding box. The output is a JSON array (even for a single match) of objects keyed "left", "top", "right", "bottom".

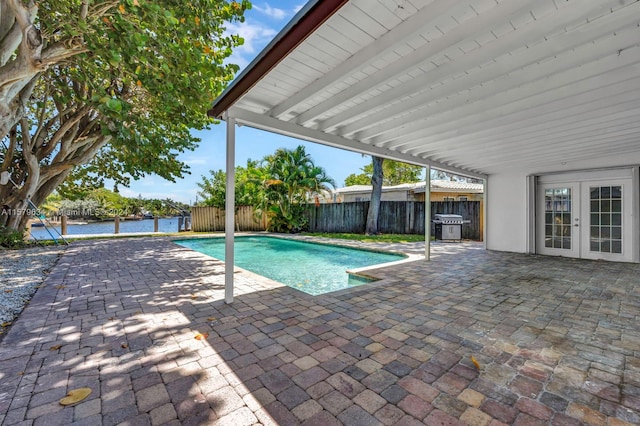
[{"left": 209, "top": 0, "right": 640, "bottom": 178}]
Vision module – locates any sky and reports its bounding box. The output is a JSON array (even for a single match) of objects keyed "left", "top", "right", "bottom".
[{"left": 116, "top": 1, "right": 372, "bottom": 204}]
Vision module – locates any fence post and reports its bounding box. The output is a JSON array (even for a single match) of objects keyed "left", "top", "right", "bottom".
[
  {"left": 114, "top": 216, "right": 120, "bottom": 234},
  {"left": 154, "top": 216, "right": 159, "bottom": 232},
  {"left": 61, "top": 215, "right": 68, "bottom": 235}
]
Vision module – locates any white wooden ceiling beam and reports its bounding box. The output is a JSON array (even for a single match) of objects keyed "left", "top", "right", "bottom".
[
  {"left": 343, "top": 8, "right": 640, "bottom": 140},
  {"left": 387, "top": 75, "right": 640, "bottom": 157},
  {"left": 403, "top": 91, "right": 640, "bottom": 161},
  {"left": 413, "top": 102, "right": 640, "bottom": 162},
  {"left": 451, "top": 132, "right": 640, "bottom": 171},
  {"left": 450, "top": 139, "right": 640, "bottom": 172},
  {"left": 414, "top": 103, "right": 640, "bottom": 164},
  {"left": 267, "top": 0, "right": 466, "bottom": 119},
  {"left": 294, "top": 0, "right": 541, "bottom": 126},
  {"left": 433, "top": 119, "right": 640, "bottom": 166},
  {"left": 316, "top": 0, "right": 624, "bottom": 131},
  {"left": 226, "top": 107, "right": 487, "bottom": 179},
  {"left": 384, "top": 61, "right": 640, "bottom": 153}
]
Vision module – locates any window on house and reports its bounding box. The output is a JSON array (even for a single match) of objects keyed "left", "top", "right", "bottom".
[
  {"left": 458, "top": 196, "right": 468, "bottom": 201},
  {"left": 444, "top": 197, "right": 455, "bottom": 201}
]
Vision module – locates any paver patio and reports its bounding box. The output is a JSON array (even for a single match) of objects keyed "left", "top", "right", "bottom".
[{"left": 0, "top": 236, "right": 639, "bottom": 426}]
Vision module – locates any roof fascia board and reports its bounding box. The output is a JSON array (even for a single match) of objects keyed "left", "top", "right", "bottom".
[
  {"left": 227, "top": 107, "right": 487, "bottom": 180},
  {"left": 208, "top": 0, "right": 349, "bottom": 119}
]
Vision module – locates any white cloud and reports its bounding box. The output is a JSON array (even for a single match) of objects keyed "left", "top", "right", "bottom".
[
  {"left": 253, "top": 3, "right": 288, "bottom": 20},
  {"left": 183, "top": 156, "right": 210, "bottom": 166},
  {"left": 293, "top": 3, "right": 304, "bottom": 13},
  {"left": 225, "top": 21, "right": 277, "bottom": 69}
]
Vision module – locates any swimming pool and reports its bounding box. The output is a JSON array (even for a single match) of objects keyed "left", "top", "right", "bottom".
[{"left": 175, "top": 236, "right": 405, "bottom": 295}]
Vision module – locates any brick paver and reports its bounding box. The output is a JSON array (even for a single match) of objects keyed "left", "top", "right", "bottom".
[{"left": 0, "top": 235, "right": 639, "bottom": 425}]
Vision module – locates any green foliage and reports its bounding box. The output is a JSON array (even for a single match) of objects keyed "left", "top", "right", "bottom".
[
  {"left": 198, "top": 170, "right": 227, "bottom": 208},
  {"left": 258, "top": 146, "right": 335, "bottom": 233},
  {"left": 430, "top": 169, "right": 482, "bottom": 183},
  {"left": 196, "top": 148, "right": 335, "bottom": 233},
  {"left": 88, "top": 188, "right": 130, "bottom": 214},
  {"left": 78, "top": 0, "right": 250, "bottom": 186},
  {"left": 197, "top": 160, "right": 265, "bottom": 209},
  {"left": 58, "top": 199, "right": 102, "bottom": 219},
  {"left": 344, "top": 173, "right": 371, "bottom": 186},
  {"left": 381, "top": 161, "right": 424, "bottom": 185},
  {"left": 50, "top": 189, "right": 188, "bottom": 219},
  {"left": 0, "top": 227, "right": 26, "bottom": 248},
  {"left": 40, "top": 193, "right": 63, "bottom": 216},
  {"left": 266, "top": 203, "right": 308, "bottom": 234},
  {"left": 2, "top": 0, "right": 252, "bottom": 230},
  {"left": 345, "top": 158, "right": 424, "bottom": 186},
  {"left": 56, "top": 174, "right": 107, "bottom": 201}
]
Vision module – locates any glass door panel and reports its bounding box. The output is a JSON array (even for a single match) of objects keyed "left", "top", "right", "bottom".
[
  {"left": 544, "top": 188, "right": 572, "bottom": 249},
  {"left": 538, "top": 184, "right": 579, "bottom": 258},
  {"left": 588, "top": 185, "right": 622, "bottom": 254},
  {"left": 581, "top": 180, "right": 631, "bottom": 262},
  {"left": 537, "top": 172, "right": 635, "bottom": 262}
]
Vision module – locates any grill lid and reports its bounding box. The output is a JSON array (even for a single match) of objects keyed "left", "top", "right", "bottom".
[{"left": 432, "top": 214, "right": 464, "bottom": 224}]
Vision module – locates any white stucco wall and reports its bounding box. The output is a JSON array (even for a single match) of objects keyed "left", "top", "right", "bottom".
[
  {"left": 486, "top": 171, "right": 528, "bottom": 253},
  {"left": 485, "top": 152, "right": 640, "bottom": 254}
]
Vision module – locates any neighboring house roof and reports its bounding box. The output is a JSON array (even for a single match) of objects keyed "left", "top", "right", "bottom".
[
  {"left": 333, "top": 180, "right": 483, "bottom": 195},
  {"left": 416, "top": 180, "right": 484, "bottom": 194}
]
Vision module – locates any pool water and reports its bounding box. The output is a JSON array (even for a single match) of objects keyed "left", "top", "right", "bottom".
[{"left": 175, "top": 236, "right": 404, "bottom": 295}]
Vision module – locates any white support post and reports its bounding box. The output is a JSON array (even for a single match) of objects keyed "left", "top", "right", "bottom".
[
  {"left": 482, "top": 177, "right": 488, "bottom": 250},
  {"left": 425, "top": 166, "right": 431, "bottom": 261},
  {"left": 224, "top": 116, "right": 236, "bottom": 304}
]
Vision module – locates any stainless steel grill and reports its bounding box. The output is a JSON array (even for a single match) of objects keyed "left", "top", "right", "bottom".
[
  {"left": 432, "top": 214, "right": 465, "bottom": 225},
  {"left": 432, "top": 214, "right": 466, "bottom": 241}
]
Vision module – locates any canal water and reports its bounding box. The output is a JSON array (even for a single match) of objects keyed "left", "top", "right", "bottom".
[{"left": 28, "top": 217, "right": 183, "bottom": 240}]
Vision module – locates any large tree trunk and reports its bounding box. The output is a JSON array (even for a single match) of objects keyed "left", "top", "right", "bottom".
[
  {"left": 0, "top": 98, "right": 110, "bottom": 232},
  {"left": 366, "top": 156, "right": 384, "bottom": 235}
]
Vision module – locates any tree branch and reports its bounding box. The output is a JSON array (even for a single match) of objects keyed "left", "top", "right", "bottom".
[
  {"left": 0, "top": 17, "right": 21, "bottom": 67},
  {"left": 38, "top": 105, "right": 92, "bottom": 160},
  {"left": 6, "top": 117, "right": 40, "bottom": 228},
  {"left": 39, "top": 40, "right": 87, "bottom": 66},
  {"left": 1, "top": 126, "right": 18, "bottom": 173}
]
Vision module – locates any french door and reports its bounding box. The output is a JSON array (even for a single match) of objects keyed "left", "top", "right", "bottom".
[{"left": 537, "top": 176, "right": 633, "bottom": 262}]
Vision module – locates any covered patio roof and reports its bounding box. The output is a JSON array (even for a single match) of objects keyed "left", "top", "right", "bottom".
[{"left": 209, "top": 0, "right": 640, "bottom": 178}]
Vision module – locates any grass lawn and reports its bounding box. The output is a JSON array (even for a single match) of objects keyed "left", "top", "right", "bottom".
[{"left": 302, "top": 232, "right": 428, "bottom": 243}]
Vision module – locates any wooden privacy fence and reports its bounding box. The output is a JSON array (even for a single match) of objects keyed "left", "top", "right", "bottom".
[
  {"left": 191, "top": 201, "right": 482, "bottom": 240},
  {"left": 305, "top": 201, "right": 482, "bottom": 240},
  {"left": 190, "top": 206, "right": 268, "bottom": 232}
]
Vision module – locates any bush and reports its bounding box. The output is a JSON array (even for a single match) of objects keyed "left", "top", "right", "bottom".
[
  {"left": 0, "top": 226, "right": 26, "bottom": 248},
  {"left": 266, "top": 204, "right": 308, "bottom": 233}
]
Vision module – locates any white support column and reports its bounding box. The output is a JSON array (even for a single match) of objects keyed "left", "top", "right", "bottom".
[
  {"left": 425, "top": 166, "right": 431, "bottom": 261},
  {"left": 525, "top": 175, "right": 535, "bottom": 254},
  {"left": 482, "top": 177, "right": 488, "bottom": 250},
  {"left": 224, "top": 116, "right": 236, "bottom": 304}
]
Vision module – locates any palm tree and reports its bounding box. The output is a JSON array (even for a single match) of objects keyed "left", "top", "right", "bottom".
[{"left": 259, "top": 146, "right": 335, "bottom": 232}]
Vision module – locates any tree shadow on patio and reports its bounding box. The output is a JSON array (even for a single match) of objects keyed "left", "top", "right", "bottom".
[{"left": 0, "top": 237, "right": 639, "bottom": 425}]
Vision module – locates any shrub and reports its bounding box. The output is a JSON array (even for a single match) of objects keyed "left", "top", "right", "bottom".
[{"left": 0, "top": 226, "right": 26, "bottom": 248}]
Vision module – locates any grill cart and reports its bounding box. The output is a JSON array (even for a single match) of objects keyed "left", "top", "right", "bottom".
[{"left": 432, "top": 214, "right": 467, "bottom": 242}]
